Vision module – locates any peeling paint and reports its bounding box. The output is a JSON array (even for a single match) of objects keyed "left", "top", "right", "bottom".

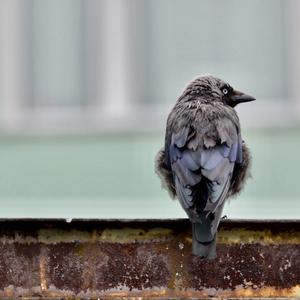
[
  {"left": 36, "top": 227, "right": 173, "bottom": 244},
  {"left": 218, "top": 228, "right": 300, "bottom": 244},
  {"left": 98, "top": 227, "right": 173, "bottom": 243}
]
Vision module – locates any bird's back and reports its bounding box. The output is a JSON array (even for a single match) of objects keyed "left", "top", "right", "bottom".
[
  {"left": 156, "top": 99, "right": 250, "bottom": 258},
  {"left": 155, "top": 75, "right": 254, "bottom": 258}
]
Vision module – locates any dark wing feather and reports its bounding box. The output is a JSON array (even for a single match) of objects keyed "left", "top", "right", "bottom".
[{"left": 168, "top": 124, "right": 242, "bottom": 229}]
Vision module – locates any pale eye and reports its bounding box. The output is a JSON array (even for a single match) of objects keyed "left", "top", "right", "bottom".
[{"left": 222, "top": 88, "right": 228, "bottom": 95}]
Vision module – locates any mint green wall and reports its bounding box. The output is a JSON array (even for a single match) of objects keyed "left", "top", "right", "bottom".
[{"left": 0, "top": 129, "right": 299, "bottom": 219}]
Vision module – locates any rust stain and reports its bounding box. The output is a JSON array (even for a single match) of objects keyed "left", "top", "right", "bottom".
[{"left": 39, "top": 246, "right": 48, "bottom": 292}]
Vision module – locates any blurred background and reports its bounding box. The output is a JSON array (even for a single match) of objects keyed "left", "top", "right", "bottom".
[{"left": 0, "top": 0, "right": 299, "bottom": 219}]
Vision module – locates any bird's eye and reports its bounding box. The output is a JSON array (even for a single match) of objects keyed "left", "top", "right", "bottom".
[{"left": 222, "top": 88, "right": 228, "bottom": 95}]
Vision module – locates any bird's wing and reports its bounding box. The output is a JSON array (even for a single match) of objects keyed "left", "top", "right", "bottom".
[{"left": 168, "top": 121, "right": 242, "bottom": 224}]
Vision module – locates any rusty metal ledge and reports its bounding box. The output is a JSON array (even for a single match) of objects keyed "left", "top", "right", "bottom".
[{"left": 0, "top": 219, "right": 299, "bottom": 299}]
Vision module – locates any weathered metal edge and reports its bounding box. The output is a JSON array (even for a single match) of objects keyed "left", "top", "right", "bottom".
[
  {"left": 0, "top": 218, "right": 299, "bottom": 222},
  {"left": 0, "top": 219, "right": 299, "bottom": 298}
]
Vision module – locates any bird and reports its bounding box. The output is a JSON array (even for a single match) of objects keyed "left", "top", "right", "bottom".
[{"left": 155, "top": 75, "right": 255, "bottom": 259}]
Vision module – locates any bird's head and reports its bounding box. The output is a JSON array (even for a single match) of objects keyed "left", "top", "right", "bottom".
[{"left": 180, "top": 74, "right": 255, "bottom": 107}]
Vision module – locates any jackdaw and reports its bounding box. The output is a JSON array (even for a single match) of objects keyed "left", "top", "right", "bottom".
[{"left": 155, "top": 75, "right": 255, "bottom": 259}]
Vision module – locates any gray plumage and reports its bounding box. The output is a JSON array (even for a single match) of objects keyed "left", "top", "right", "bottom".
[{"left": 155, "top": 75, "right": 255, "bottom": 259}]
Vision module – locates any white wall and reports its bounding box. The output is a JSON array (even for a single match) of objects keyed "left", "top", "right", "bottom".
[{"left": 0, "top": 0, "right": 299, "bottom": 133}]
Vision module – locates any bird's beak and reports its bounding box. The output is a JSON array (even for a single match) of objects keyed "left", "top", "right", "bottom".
[{"left": 231, "top": 90, "right": 256, "bottom": 104}]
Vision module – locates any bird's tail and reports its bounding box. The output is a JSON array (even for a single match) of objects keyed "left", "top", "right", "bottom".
[{"left": 192, "top": 220, "right": 217, "bottom": 259}]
